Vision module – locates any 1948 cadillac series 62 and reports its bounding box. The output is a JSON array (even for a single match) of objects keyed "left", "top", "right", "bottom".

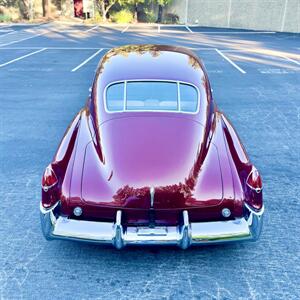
[{"left": 40, "top": 45, "right": 264, "bottom": 249}]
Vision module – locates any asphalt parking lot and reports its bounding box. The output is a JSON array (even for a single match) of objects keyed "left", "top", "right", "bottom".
[{"left": 0, "top": 22, "right": 299, "bottom": 299}]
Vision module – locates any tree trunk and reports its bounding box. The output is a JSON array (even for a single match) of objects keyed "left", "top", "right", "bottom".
[
  {"left": 134, "top": 3, "right": 138, "bottom": 23},
  {"left": 43, "top": 0, "right": 51, "bottom": 18},
  {"left": 65, "top": 0, "right": 72, "bottom": 17},
  {"left": 61, "top": 0, "right": 72, "bottom": 17},
  {"left": 157, "top": 4, "right": 162, "bottom": 23},
  {"left": 101, "top": 1, "right": 107, "bottom": 21},
  {"left": 19, "top": 0, "right": 30, "bottom": 19}
]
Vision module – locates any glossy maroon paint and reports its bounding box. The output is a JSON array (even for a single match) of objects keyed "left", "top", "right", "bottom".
[{"left": 42, "top": 45, "right": 263, "bottom": 226}]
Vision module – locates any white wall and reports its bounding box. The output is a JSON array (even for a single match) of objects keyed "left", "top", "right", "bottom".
[{"left": 166, "top": 0, "right": 300, "bottom": 33}]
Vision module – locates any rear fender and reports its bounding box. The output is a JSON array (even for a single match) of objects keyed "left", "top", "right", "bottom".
[
  {"left": 221, "top": 114, "right": 262, "bottom": 211},
  {"left": 65, "top": 108, "right": 102, "bottom": 213},
  {"left": 41, "top": 111, "right": 82, "bottom": 208}
]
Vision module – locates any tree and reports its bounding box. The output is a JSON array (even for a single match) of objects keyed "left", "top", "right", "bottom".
[
  {"left": 19, "top": 0, "right": 30, "bottom": 19},
  {"left": 122, "top": 0, "right": 146, "bottom": 22},
  {"left": 155, "top": 0, "right": 173, "bottom": 23},
  {"left": 119, "top": 0, "right": 145, "bottom": 23},
  {"left": 42, "top": 0, "right": 51, "bottom": 18},
  {"left": 96, "top": 0, "right": 119, "bottom": 22}
]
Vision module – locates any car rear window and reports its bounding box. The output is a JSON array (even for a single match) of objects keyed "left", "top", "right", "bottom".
[
  {"left": 180, "top": 83, "right": 199, "bottom": 112},
  {"left": 105, "top": 81, "right": 199, "bottom": 113},
  {"left": 106, "top": 82, "right": 124, "bottom": 111}
]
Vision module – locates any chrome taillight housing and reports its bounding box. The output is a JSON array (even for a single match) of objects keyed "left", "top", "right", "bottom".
[
  {"left": 246, "top": 167, "right": 262, "bottom": 193},
  {"left": 42, "top": 165, "right": 58, "bottom": 192},
  {"left": 245, "top": 166, "right": 263, "bottom": 210}
]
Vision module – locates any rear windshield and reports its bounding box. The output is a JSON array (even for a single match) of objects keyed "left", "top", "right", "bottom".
[{"left": 105, "top": 81, "right": 199, "bottom": 113}]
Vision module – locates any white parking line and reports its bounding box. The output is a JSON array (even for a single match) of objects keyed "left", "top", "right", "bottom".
[
  {"left": 0, "top": 22, "right": 46, "bottom": 27},
  {"left": 215, "top": 48, "right": 246, "bottom": 74},
  {"left": 158, "top": 25, "right": 160, "bottom": 33},
  {"left": 0, "top": 31, "right": 15, "bottom": 38},
  {"left": 122, "top": 25, "right": 130, "bottom": 33},
  {"left": 0, "top": 47, "right": 104, "bottom": 50},
  {"left": 185, "top": 26, "right": 193, "bottom": 33},
  {"left": 71, "top": 49, "right": 103, "bottom": 72},
  {"left": 198, "top": 31, "right": 275, "bottom": 34},
  {"left": 84, "top": 25, "right": 99, "bottom": 33},
  {"left": 0, "top": 48, "right": 47, "bottom": 68},
  {"left": 0, "top": 46, "right": 218, "bottom": 51},
  {"left": 282, "top": 56, "right": 300, "bottom": 66},
  {"left": 0, "top": 25, "right": 13, "bottom": 29},
  {"left": 0, "top": 32, "right": 47, "bottom": 47}
]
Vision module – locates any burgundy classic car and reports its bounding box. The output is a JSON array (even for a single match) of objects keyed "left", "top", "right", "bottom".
[{"left": 40, "top": 45, "right": 264, "bottom": 249}]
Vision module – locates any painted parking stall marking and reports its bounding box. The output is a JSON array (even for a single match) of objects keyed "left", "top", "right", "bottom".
[
  {"left": 282, "top": 55, "right": 300, "bottom": 66},
  {"left": 220, "top": 49, "right": 300, "bottom": 74},
  {"left": 84, "top": 25, "right": 99, "bottom": 33},
  {"left": 0, "top": 48, "right": 47, "bottom": 68},
  {"left": 185, "top": 26, "right": 193, "bottom": 33},
  {"left": 0, "top": 29, "right": 14, "bottom": 33},
  {"left": 122, "top": 25, "right": 130, "bottom": 33},
  {"left": 215, "top": 48, "right": 246, "bottom": 74},
  {"left": 71, "top": 49, "right": 103, "bottom": 72},
  {"left": 0, "top": 31, "right": 47, "bottom": 47},
  {"left": 193, "top": 49, "right": 228, "bottom": 76},
  {"left": 0, "top": 23, "right": 52, "bottom": 47},
  {"left": 0, "top": 47, "right": 105, "bottom": 50},
  {"left": 0, "top": 31, "right": 16, "bottom": 38},
  {"left": 194, "top": 30, "right": 275, "bottom": 35}
]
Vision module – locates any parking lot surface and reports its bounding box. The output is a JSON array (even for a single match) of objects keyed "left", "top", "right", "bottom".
[{"left": 0, "top": 23, "right": 299, "bottom": 299}]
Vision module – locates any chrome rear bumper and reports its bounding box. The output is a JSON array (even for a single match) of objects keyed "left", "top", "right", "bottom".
[{"left": 40, "top": 202, "right": 264, "bottom": 249}]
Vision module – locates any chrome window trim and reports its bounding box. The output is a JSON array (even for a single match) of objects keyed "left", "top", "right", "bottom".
[
  {"left": 123, "top": 80, "right": 127, "bottom": 111},
  {"left": 177, "top": 81, "right": 181, "bottom": 111},
  {"left": 103, "top": 79, "right": 200, "bottom": 114}
]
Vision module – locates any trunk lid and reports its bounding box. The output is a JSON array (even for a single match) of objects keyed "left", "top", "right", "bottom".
[{"left": 80, "top": 115, "right": 223, "bottom": 214}]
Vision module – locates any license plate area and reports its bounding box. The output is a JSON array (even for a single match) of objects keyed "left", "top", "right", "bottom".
[{"left": 137, "top": 227, "right": 168, "bottom": 236}]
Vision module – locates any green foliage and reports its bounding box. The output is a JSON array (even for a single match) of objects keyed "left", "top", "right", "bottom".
[
  {"left": 146, "top": 13, "right": 156, "bottom": 23},
  {"left": 93, "top": 10, "right": 102, "bottom": 23},
  {"left": 96, "top": 0, "right": 119, "bottom": 21},
  {"left": 163, "top": 13, "right": 179, "bottom": 24},
  {"left": 118, "top": 0, "right": 145, "bottom": 5},
  {"left": 139, "top": 8, "right": 156, "bottom": 23},
  {"left": 0, "top": 14, "right": 11, "bottom": 22},
  {"left": 96, "top": 0, "right": 174, "bottom": 23},
  {"left": 111, "top": 9, "right": 133, "bottom": 23},
  {"left": 156, "top": 0, "right": 173, "bottom": 6}
]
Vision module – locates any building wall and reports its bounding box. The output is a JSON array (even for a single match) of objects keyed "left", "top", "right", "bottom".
[{"left": 166, "top": 0, "right": 300, "bottom": 33}]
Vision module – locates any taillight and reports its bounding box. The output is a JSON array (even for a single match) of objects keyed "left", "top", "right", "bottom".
[
  {"left": 245, "top": 166, "right": 263, "bottom": 210},
  {"left": 42, "top": 165, "right": 58, "bottom": 192},
  {"left": 246, "top": 167, "right": 262, "bottom": 193}
]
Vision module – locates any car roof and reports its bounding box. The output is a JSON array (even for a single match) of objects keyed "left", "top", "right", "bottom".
[{"left": 95, "top": 45, "right": 207, "bottom": 87}]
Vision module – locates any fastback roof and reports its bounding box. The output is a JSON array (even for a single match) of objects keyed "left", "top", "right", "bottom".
[{"left": 96, "top": 45, "right": 206, "bottom": 87}]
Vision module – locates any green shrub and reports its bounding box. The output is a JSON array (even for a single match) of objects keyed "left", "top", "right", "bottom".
[
  {"left": 163, "top": 13, "right": 179, "bottom": 24},
  {"left": 111, "top": 9, "right": 133, "bottom": 23},
  {"left": 0, "top": 14, "right": 11, "bottom": 22},
  {"left": 139, "top": 9, "right": 156, "bottom": 23},
  {"left": 93, "top": 10, "right": 102, "bottom": 23}
]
